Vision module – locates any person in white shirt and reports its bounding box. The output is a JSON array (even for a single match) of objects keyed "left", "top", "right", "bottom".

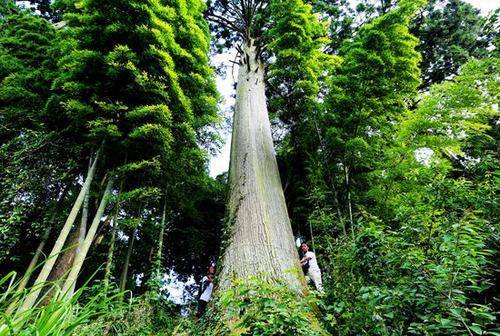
[
  {"left": 196, "top": 265, "right": 215, "bottom": 317},
  {"left": 300, "top": 243, "right": 323, "bottom": 292}
]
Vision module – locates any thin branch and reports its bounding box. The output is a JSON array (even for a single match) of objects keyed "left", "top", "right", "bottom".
[{"left": 208, "top": 13, "right": 245, "bottom": 34}]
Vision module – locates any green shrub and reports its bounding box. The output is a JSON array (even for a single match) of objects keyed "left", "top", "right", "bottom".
[
  {"left": 202, "top": 277, "right": 329, "bottom": 336},
  {"left": 320, "top": 210, "right": 498, "bottom": 335}
]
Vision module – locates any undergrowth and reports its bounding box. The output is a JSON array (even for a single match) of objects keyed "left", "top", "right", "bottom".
[
  {"left": 199, "top": 277, "right": 330, "bottom": 336},
  {"left": 0, "top": 271, "right": 125, "bottom": 336}
]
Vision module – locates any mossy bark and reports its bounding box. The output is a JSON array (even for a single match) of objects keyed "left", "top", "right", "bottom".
[{"left": 218, "top": 39, "right": 304, "bottom": 291}]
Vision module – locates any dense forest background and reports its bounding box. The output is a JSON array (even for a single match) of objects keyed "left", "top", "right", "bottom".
[{"left": 0, "top": 0, "right": 498, "bottom": 335}]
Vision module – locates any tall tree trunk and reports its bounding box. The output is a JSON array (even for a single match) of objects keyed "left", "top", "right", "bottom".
[
  {"left": 5, "top": 223, "right": 52, "bottom": 315},
  {"left": 76, "top": 163, "right": 90, "bottom": 255},
  {"left": 47, "top": 164, "right": 91, "bottom": 290},
  {"left": 313, "top": 117, "right": 346, "bottom": 236},
  {"left": 18, "top": 227, "right": 51, "bottom": 292},
  {"left": 18, "top": 148, "right": 101, "bottom": 314},
  {"left": 155, "top": 195, "right": 168, "bottom": 274},
  {"left": 42, "top": 227, "right": 80, "bottom": 302},
  {"left": 144, "top": 196, "right": 168, "bottom": 293},
  {"left": 343, "top": 164, "right": 355, "bottom": 239},
  {"left": 69, "top": 188, "right": 89, "bottom": 294},
  {"left": 218, "top": 39, "right": 303, "bottom": 291},
  {"left": 119, "top": 227, "right": 137, "bottom": 293},
  {"left": 60, "top": 177, "right": 114, "bottom": 298},
  {"left": 103, "top": 179, "right": 124, "bottom": 293},
  {"left": 118, "top": 204, "right": 143, "bottom": 293},
  {"left": 103, "top": 213, "right": 118, "bottom": 294}
]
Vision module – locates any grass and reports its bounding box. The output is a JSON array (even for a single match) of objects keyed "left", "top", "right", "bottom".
[{"left": 0, "top": 271, "right": 127, "bottom": 336}]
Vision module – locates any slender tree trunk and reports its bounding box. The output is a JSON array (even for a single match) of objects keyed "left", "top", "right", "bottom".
[
  {"left": 18, "top": 148, "right": 101, "bottom": 314},
  {"left": 313, "top": 117, "right": 346, "bottom": 235},
  {"left": 119, "top": 227, "right": 137, "bottom": 292},
  {"left": 5, "top": 224, "right": 52, "bottom": 315},
  {"left": 144, "top": 196, "right": 168, "bottom": 293},
  {"left": 218, "top": 39, "right": 303, "bottom": 291},
  {"left": 103, "top": 179, "right": 124, "bottom": 293},
  {"left": 47, "top": 161, "right": 91, "bottom": 289},
  {"left": 118, "top": 204, "right": 143, "bottom": 293},
  {"left": 76, "top": 165, "right": 90, "bottom": 254},
  {"left": 60, "top": 177, "right": 114, "bottom": 298},
  {"left": 343, "top": 164, "right": 355, "bottom": 239},
  {"left": 139, "top": 247, "right": 155, "bottom": 294},
  {"left": 155, "top": 195, "right": 168, "bottom": 273},
  {"left": 103, "top": 214, "right": 118, "bottom": 293},
  {"left": 42, "top": 227, "right": 80, "bottom": 302},
  {"left": 18, "top": 227, "right": 51, "bottom": 291},
  {"left": 69, "top": 190, "right": 89, "bottom": 294}
]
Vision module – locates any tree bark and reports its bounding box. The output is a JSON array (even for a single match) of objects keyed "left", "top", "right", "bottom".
[
  {"left": 42, "top": 226, "right": 80, "bottom": 302},
  {"left": 60, "top": 177, "right": 114, "bottom": 298},
  {"left": 343, "top": 164, "right": 355, "bottom": 239},
  {"left": 103, "top": 212, "right": 118, "bottom": 294},
  {"left": 119, "top": 203, "right": 143, "bottom": 293},
  {"left": 218, "top": 39, "right": 303, "bottom": 291},
  {"left": 76, "top": 166, "right": 90, "bottom": 255},
  {"left": 155, "top": 195, "right": 168, "bottom": 274},
  {"left": 18, "top": 148, "right": 101, "bottom": 314},
  {"left": 119, "top": 227, "right": 137, "bottom": 292},
  {"left": 47, "top": 167, "right": 91, "bottom": 289},
  {"left": 5, "top": 223, "right": 52, "bottom": 315},
  {"left": 69, "top": 188, "right": 89, "bottom": 294},
  {"left": 103, "top": 179, "right": 124, "bottom": 294},
  {"left": 18, "top": 222, "right": 51, "bottom": 291}
]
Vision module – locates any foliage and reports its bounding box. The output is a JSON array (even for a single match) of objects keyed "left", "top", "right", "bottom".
[
  {"left": 0, "top": 5, "right": 57, "bottom": 141},
  {"left": 411, "top": 0, "right": 494, "bottom": 89},
  {"left": 264, "top": 0, "right": 340, "bottom": 235},
  {"left": 288, "top": 3, "right": 499, "bottom": 335},
  {"left": 308, "top": 0, "right": 495, "bottom": 89},
  {"left": 0, "top": 7, "right": 77, "bottom": 269},
  {"left": 74, "top": 294, "right": 177, "bottom": 336},
  {"left": 285, "top": 0, "right": 424, "bottom": 235},
  {"left": 312, "top": 53, "right": 499, "bottom": 336},
  {"left": 321, "top": 195, "right": 497, "bottom": 335},
  {"left": 0, "top": 271, "right": 126, "bottom": 336},
  {"left": 202, "top": 278, "right": 328, "bottom": 336}
]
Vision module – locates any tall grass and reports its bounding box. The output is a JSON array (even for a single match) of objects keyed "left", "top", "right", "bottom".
[{"left": 0, "top": 271, "right": 126, "bottom": 336}]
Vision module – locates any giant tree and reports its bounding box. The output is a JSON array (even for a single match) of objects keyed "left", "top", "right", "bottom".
[{"left": 207, "top": 0, "right": 330, "bottom": 292}]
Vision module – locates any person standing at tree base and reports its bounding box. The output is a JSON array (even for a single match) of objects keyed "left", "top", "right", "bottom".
[
  {"left": 196, "top": 265, "right": 215, "bottom": 317},
  {"left": 300, "top": 243, "right": 323, "bottom": 292}
]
